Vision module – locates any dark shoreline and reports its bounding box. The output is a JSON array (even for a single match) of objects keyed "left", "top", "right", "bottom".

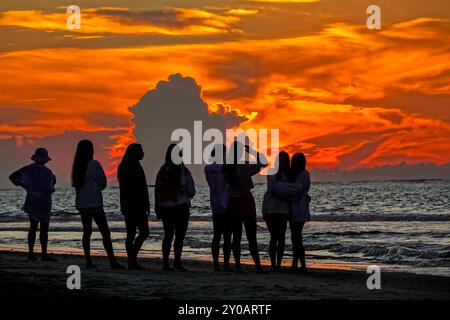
[{"left": 1, "top": 250, "right": 449, "bottom": 301}]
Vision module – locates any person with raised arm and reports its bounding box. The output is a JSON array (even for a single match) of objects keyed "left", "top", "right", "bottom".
[{"left": 224, "top": 140, "right": 268, "bottom": 273}]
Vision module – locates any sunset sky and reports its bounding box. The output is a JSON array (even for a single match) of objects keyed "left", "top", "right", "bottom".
[{"left": 1, "top": 0, "right": 449, "bottom": 185}]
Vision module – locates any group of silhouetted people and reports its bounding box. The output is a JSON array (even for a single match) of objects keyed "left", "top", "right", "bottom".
[{"left": 9, "top": 139, "right": 311, "bottom": 273}]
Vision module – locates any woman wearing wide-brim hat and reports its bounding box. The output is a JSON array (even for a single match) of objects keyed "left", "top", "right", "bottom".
[{"left": 9, "top": 147, "right": 57, "bottom": 261}]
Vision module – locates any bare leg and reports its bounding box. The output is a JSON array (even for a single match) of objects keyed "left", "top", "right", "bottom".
[
  {"left": 125, "top": 217, "right": 137, "bottom": 264},
  {"left": 174, "top": 210, "right": 189, "bottom": 270},
  {"left": 39, "top": 222, "right": 49, "bottom": 256},
  {"left": 244, "top": 217, "right": 261, "bottom": 270},
  {"left": 162, "top": 216, "right": 175, "bottom": 270},
  {"left": 80, "top": 213, "right": 94, "bottom": 267},
  {"left": 92, "top": 211, "right": 121, "bottom": 268},
  {"left": 28, "top": 217, "right": 38, "bottom": 259},
  {"left": 211, "top": 215, "right": 222, "bottom": 269},
  {"left": 231, "top": 216, "right": 243, "bottom": 271},
  {"left": 297, "top": 222, "right": 307, "bottom": 271},
  {"left": 276, "top": 217, "right": 288, "bottom": 268},
  {"left": 133, "top": 216, "right": 149, "bottom": 262},
  {"left": 265, "top": 216, "right": 277, "bottom": 269}
]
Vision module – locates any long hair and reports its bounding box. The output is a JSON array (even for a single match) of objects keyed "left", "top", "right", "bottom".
[
  {"left": 118, "top": 143, "right": 143, "bottom": 182},
  {"left": 275, "top": 151, "right": 290, "bottom": 181},
  {"left": 223, "top": 141, "right": 244, "bottom": 187},
  {"left": 290, "top": 153, "right": 307, "bottom": 183},
  {"left": 211, "top": 144, "right": 227, "bottom": 164},
  {"left": 71, "top": 140, "right": 94, "bottom": 188},
  {"left": 160, "top": 143, "right": 183, "bottom": 184}
]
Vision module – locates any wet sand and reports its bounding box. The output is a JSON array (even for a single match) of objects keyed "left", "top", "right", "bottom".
[{"left": 0, "top": 250, "right": 449, "bottom": 301}]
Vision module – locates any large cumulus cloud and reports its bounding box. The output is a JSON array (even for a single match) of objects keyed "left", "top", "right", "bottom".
[{"left": 130, "top": 73, "right": 247, "bottom": 184}]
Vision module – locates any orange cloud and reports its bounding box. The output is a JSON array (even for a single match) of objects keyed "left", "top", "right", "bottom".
[
  {"left": 0, "top": 7, "right": 243, "bottom": 36},
  {"left": 247, "top": 0, "right": 319, "bottom": 3},
  {"left": 1, "top": 16, "right": 449, "bottom": 171},
  {"left": 225, "top": 9, "right": 259, "bottom": 16}
]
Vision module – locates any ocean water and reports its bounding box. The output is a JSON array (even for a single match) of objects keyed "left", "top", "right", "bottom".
[{"left": 0, "top": 180, "right": 449, "bottom": 276}]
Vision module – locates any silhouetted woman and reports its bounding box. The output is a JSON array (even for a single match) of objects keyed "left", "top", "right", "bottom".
[
  {"left": 205, "top": 144, "right": 232, "bottom": 272},
  {"left": 155, "top": 144, "right": 196, "bottom": 271},
  {"left": 72, "top": 140, "right": 123, "bottom": 269},
  {"left": 118, "top": 143, "right": 150, "bottom": 270},
  {"left": 289, "top": 153, "right": 311, "bottom": 273},
  {"left": 262, "top": 151, "right": 291, "bottom": 271},
  {"left": 9, "top": 148, "right": 56, "bottom": 261},
  {"left": 224, "top": 141, "right": 267, "bottom": 273}
]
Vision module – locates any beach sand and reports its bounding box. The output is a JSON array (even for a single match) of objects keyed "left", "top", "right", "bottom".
[{"left": 1, "top": 250, "right": 449, "bottom": 301}]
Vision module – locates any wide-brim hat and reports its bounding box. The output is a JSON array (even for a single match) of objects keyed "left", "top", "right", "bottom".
[{"left": 31, "top": 148, "right": 51, "bottom": 162}]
